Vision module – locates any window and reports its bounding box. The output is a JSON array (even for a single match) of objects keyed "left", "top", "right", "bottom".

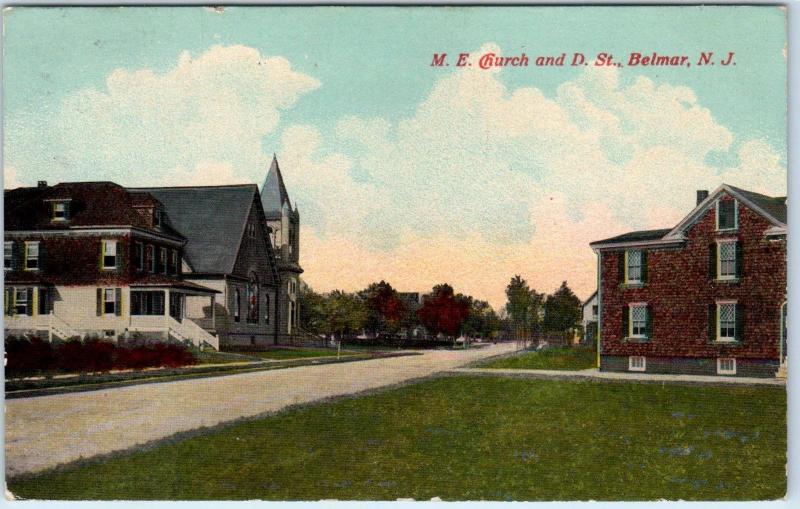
[
  {"left": 629, "top": 356, "right": 646, "bottom": 372},
  {"left": 716, "top": 199, "right": 737, "bottom": 231},
  {"left": 4, "top": 241, "right": 12, "bottom": 270},
  {"left": 264, "top": 293, "right": 270, "bottom": 324},
  {"left": 146, "top": 245, "right": 155, "bottom": 273},
  {"left": 14, "top": 288, "right": 29, "bottom": 315},
  {"left": 248, "top": 222, "right": 256, "bottom": 238},
  {"left": 24, "top": 242, "right": 39, "bottom": 271},
  {"left": 171, "top": 250, "right": 179, "bottom": 275},
  {"left": 154, "top": 209, "right": 163, "bottom": 228},
  {"left": 135, "top": 242, "right": 144, "bottom": 272},
  {"left": 51, "top": 201, "right": 69, "bottom": 221},
  {"left": 247, "top": 273, "right": 259, "bottom": 324},
  {"left": 718, "top": 241, "right": 737, "bottom": 279},
  {"left": 102, "top": 240, "right": 117, "bottom": 270},
  {"left": 717, "top": 358, "right": 736, "bottom": 375},
  {"left": 626, "top": 250, "right": 642, "bottom": 283},
  {"left": 592, "top": 305, "right": 598, "bottom": 318},
  {"left": 233, "top": 288, "right": 241, "bottom": 322},
  {"left": 718, "top": 303, "right": 736, "bottom": 342},
  {"left": 103, "top": 288, "right": 117, "bottom": 315},
  {"left": 131, "top": 291, "right": 165, "bottom": 315},
  {"left": 630, "top": 304, "right": 648, "bottom": 338},
  {"left": 160, "top": 247, "right": 167, "bottom": 275}
]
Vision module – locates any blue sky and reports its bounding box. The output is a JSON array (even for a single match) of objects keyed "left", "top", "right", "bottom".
[{"left": 3, "top": 6, "right": 787, "bottom": 307}]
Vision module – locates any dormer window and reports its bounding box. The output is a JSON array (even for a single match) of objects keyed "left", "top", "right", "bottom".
[
  {"left": 716, "top": 199, "right": 738, "bottom": 231},
  {"left": 101, "top": 240, "right": 117, "bottom": 270},
  {"left": 154, "top": 209, "right": 163, "bottom": 228},
  {"left": 50, "top": 200, "right": 70, "bottom": 222}
]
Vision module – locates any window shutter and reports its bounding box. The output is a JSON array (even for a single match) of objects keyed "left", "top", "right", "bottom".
[
  {"left": 4, "top": 288, "right": 13, "bottom": 316},
  {"left": 645, "top": 305, "right": 653, "bottom": 338},
  {"left": 621, "top": 305, "right": 629, "bottom": 339},
  {"left": 618, "top": 253, "right": 625, "bottom": 283},
  {"left": 100, "top": 240, "right": 105, "bottom": 270},
  {"left": 96, "top": 288, "right": 103, "bottom": 317},
  {"left": 735, "top": 304, "right": 745, "bottom": 342},
  {"left": 37, "top": 242, "right": 46, "bottom": 272},
  {"left": 735, "top": 241, "right": 744, "bottom": 279},
  {"left": 12, "top": 242, "right": 21, "bottom": 272},
  {"left": 641, "top": 251, "right": 648, "bottom": 283},
  {"left": 63, "top": 202, "right": 71, "bottom": 220},
  {"left": 708, "top": 244, "right": 717, "bottom": 280},
  {"left": 116, "top": 240, "right": 123, "bottom": 272},
  {"left": 708, "top": 305, "right": 717, "bottom": 341},
  {"left": 115, "top": 288, "right": 123, "bottom": 316},
  {"left": 25, "top": 288, "right": 34, "bottom": 316}
]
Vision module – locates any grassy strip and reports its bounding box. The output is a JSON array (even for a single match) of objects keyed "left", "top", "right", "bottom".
[
  {"left": 241, "top": 348, "right": 364, "bottom": 360},
  {"left": 8, "top": 376, "right": 785, "bottom": 501},
  {"left": 477, "top": 347, "right": 597, "bottom": 371},
  {"left": 5, "top": 352, "right": 414, "bottom": 399}
]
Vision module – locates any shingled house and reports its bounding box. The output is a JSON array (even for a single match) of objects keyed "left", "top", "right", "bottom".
[
  {"left": 4, "top": 181, "right": 220, "bottom": 347},
  {"left": 590, "top": 184, "right": 787, "bottom": 377},
  {"left": 133, "top": 184, "right": 281, "bottom": 347}
]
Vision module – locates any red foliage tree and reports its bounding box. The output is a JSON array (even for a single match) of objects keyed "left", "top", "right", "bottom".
[{"left": 416, "top": 284, "right": 470, "bottom": 337}]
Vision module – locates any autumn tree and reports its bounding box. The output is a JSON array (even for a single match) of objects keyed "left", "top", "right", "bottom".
[
  {"left": 359, "top": 280, "right": 407, "bottom": 336},
  {"left": 417, "top": 284, "right": 470, "bottom": 338}
]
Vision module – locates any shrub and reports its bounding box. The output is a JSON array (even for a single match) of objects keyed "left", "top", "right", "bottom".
[{"left": 5, "top": 336, "right": 57, "bottom": 376}]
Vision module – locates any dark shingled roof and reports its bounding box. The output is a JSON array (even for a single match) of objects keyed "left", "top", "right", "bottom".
[
  {"left": 132, "top": 185, "right": 257, "bottom": 275},
  {"left": 591, "top": 228, "right": 672, "bottom": 246},
  {"left": 729, "top": 185, "right": 786, "bottom": 224},
  {"left": 261, "top": 155, "right": 291, "bottom": 218}
]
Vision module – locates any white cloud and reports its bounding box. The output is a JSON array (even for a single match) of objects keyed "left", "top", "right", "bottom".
[
  {"left": 7, "top": 45, "right": 319, "bottom": 187},
  {"left": 283, "top": 44, "right": 785, "bottom": 307}
]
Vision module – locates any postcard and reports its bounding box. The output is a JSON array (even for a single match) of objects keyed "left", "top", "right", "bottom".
[{"left": 2, "top": 5, "right": 787, "bottom": 502}]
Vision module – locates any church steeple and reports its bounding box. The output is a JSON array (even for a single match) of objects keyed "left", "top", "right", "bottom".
[{"left": 261, "top": 154, "right": 291, "bottom": 217}]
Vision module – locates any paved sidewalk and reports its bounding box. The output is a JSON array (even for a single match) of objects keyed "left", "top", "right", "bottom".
[
  {"left": 5, "top": 343, "right": 516, "bottom": 477},
  {"left": 449, "top": 367, "right": 786, "bottom": 386}
]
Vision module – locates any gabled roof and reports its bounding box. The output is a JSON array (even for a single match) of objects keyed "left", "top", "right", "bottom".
[
  {"left": 591, "top": 184, "right": 786, "bottom": 249},
  {"left": 4, "top": 182, "right": 183, "bottom": 239},
  {"left": 131, "top": 184, "right": 258, "bottom": 275},
  {"left": 261, "top": 155, "right": 292, "bottom": 217},
  {"left": 582, "top": 290, "right": 598, "bottom": 307}
]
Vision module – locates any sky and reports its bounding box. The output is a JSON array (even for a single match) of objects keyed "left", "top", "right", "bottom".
[{"left": 3, "top": 6, "right": 788, "bottom": 310}]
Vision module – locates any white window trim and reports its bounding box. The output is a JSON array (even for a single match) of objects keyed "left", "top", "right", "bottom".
[
  {"left": 715, "top": 239, "right": 738, "bottom": 281},
  {"left": 24, "top": 241, "right": 40, "bottom": 271},
  {"left": 4, "top": 241, "right": 13, "bottom": 271},
  {"left": 715, "top": 198, "right": 739, "bottom": 232},
  {"left": 625, "top": 250, "right": 643, "bottom": 284},
  {"left": 102, "top": 239, "right": 117, "bottom": 270},
  {"left": 629, "top": 356, "right": 646, "bottom": 372},
  {"left": 51, "top": 201, "right": 69, "bottom": 222},
  {"left": 717, "top": 357, "right": 737, "bottom": 375},
  {"left": 628, "top": 302, "right": 648, "bottom": 339},
  {"left": 716, "top": 300, "right": 737, "bottom": 343},
  {"left": 103, "top": 288, "right": 117, "bottom": 316}
]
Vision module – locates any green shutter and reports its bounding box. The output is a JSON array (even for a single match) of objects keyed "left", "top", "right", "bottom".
[
  {"left": 708, "top": 244, "right": 717, "bottom": 280},
  {"left": 96, "top": 288, "right": 103, "bottom": 317},
  {"left": 621, "top": 305, "right": 629, "bottom": 339},
  {"left": 735, "top": 304, "right": 744, "bottom": 342},
  {"left": 645, "top": 305, "right": 653, "bottom": 339},
  {"left": 735, "top": 241, "right": 744, "bottom": 279},
  {"left": 115, "top": 288, "right": 122, "bottom": 316},
  {"left": 708, "top": 305, "right": 717, "bottom": 341},
  {"left": 116, "top": 240, "right": 123, "bottom": 272},
  {"left": 25, "top": 288, "right": 34, "bottom": 316},
  {"left": 4, "top": 288, "right": 13, "bottom": 316},
  {"left": 641, "top": 251, "right": 648, "bottom": 283},
  {"left": 618, "top": 252, "right": 625, "bottom": 283}
]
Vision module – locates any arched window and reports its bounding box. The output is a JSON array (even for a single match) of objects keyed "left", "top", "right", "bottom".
[
  {"left": 233, "top": 288, "right": 241, "bottom": 322},
  {"left": 264, "top": 293, "right": 270, "bottom": 324},
  {"left": 247, "top": 272, "right": 259, "bottom": 324}
]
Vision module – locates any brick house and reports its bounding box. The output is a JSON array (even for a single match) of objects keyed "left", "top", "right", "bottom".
[
  {"left": 4, "top": 181, "right": 220, "bottom": 347},
  {"left": 589, "top": 185, "right": 787, "bottom": 377}
]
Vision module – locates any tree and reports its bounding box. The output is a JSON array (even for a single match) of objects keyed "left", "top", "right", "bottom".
[
  {"left": 462, "top": 298, "right": 502, "bottom": 339},
  {"left": 322, "top": 290, "right": 367, "bottom": 340},
  {"left": 504, "top": 275, "right": 543, "bottom": 342},
  {"left": 543, "top": 281, "right": 582, "bottom": 333},
  {"left": 359, "top": 280, "right": 407, "bottom": 336},
  {"left": 298, "top": 281, "right": 327, "bottom": 334},
  {"left": 417, "top": 284, "right": 470, "bottom": 338}
]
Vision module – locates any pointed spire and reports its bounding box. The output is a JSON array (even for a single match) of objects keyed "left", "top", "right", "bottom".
[{"left": 261, "top": 154, "right": 291, "bottom": 215}]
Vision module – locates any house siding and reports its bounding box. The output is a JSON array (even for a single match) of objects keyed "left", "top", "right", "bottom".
[{"left": 598, "top": 194, "right": 786, "bottom": 377}]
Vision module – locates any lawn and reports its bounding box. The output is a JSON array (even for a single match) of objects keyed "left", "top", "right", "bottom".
[
  {"left": 480, "top": 347, "right": 597, "bottom": 370},
  {"left": 8, "top": 377, "right": 785, "bottom": 501},
  {"left": 242, "top": 347, "right": 360, "bottom": 360}
]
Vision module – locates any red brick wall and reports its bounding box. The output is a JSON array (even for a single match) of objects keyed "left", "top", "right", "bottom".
[{"left": 600, "top": 196, "right": 786, "bottom": 360}]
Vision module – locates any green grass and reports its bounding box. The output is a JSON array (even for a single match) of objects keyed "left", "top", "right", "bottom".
[
  {"left": 242, "top": 348, "right": 358, "bottom": 360},
  {"left": 8, "top": 377, "right": 785, "bottom": 501},
  {"left": 192, "top": 350, "right": 259, "bottom": 365},
  {"left": 480, "top": 347, "right": 597, "bottom": 370}
]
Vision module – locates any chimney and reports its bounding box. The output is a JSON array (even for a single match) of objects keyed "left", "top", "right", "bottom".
[
  {"left": 696, "top": 190, "right": 709, "bottom": 205},
  {"left": 37, "top": 180, "right": 48, "bottom": 188}
]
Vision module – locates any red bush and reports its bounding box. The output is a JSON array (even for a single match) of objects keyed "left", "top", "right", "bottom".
[{"left": 5, "top": 336, "right": 57, "bottom": 376}]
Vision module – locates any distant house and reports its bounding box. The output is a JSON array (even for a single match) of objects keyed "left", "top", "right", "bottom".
[
  {"left": 581, "top": 290, "right": 598, "bottom": 343},
  {"left": 4, "top": 181, "right": 219, "bottom": 347},
  {"left": 133, "top": 184, "right": 281, "bottom": 348},
  {"left": 397, "top": 292, "right": 426, "bottom": 340},
  {"left": 590, "top": 185, "right": 787, "bottom": 377}
]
